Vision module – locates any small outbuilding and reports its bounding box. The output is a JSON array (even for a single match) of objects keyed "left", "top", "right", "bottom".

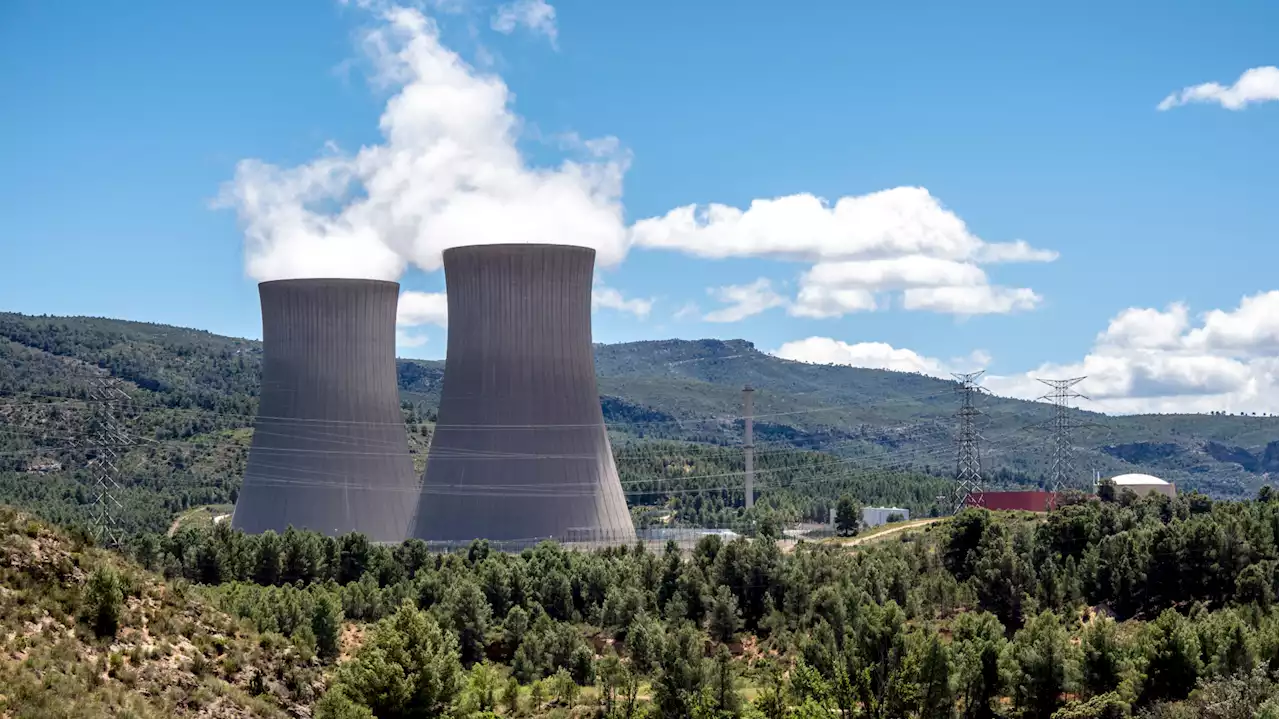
[
  {"left": 862, "top": 506, "right": 910, "bottom": 529},
  {"left": 1107, "top": 473, "right": 1176, "bottom": 498}
]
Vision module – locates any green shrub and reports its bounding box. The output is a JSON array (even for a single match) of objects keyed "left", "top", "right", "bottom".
[
  {"left": 81, "top": 565, "right": 124, "bottom": 639},
  {"left": 315, "top": 688, "right": 376, "bottom": 719}
]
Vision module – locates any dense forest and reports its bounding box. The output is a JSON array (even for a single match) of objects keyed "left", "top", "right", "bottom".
[{"left": 3, "top": 489, "right": 1276, "bottom": 718}]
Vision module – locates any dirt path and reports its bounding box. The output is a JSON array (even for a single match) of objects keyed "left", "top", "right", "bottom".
[
  {"left": 778, "top": 517, "right": 943, "bottom": 553},
  {"left": 841, "top": 517, "right": 943, "bottom": 546}
]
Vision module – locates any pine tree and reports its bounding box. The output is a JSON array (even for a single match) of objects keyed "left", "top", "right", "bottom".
[
  {"left": 911, "top": 632, "right": 954, "bottom": 719},
  {"left": 312, "top": 590, "right": 344, "bottom": 661},
  {"left": 625, "top": 614, "right": 662, "bottom": 675},
  {"left": 653, "top": 624, "right": 705, "bottom": 718},
  {"left": 1010, "top": 611, "right": 1076, "bottom": 719},
  {"left": 334, "top": 601, "right": 463, "bottom": 719},
  {"left": 501, "top": 676, "right": 520, "bottom": 715},
  {"left": 708, "top": 585, "right": 742, "bottom": 644},
  {"left": 1080, "top": 617, "right": 1126, "bottom": 698},
  {"left": 445, "top": 578, "right": 492, "bottom": 666},
  {"left": 315, "top": 687, "right": 376, "bottom": 719},
  {"left": 465, "top": 662, "right": 499, "bottom": 712},
  {"left": 707, "top": 645, "right": 742, "bottom": 716},
  {"left": 1139, "top": 609, "right": 1203, "bottom": 704},
  {"left": 253, "top": 530, "right": 282, "bottom": 586},
  {"left": 753, "top": 660, "right": 788, "bottom": 719},
  {"left": 82, "top": 565, "right": 124, "bottom": 639},
  {"left": 952, "top": 611, "right": 1007, "bottom": 719},
  {"left": 835, "top": 495, "right": 861, "bottom": 537}
]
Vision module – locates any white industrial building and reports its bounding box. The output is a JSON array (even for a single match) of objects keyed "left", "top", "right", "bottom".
[
  {"left": 862, "top": 506, "right": 910, "bottom": 529},
  {"left": 1107, "top": 473, "right": 1176, "bottom": 498}
]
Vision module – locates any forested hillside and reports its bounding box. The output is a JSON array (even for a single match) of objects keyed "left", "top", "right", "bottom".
[
  {"left": 3, "top": 490, "right": 1276, "bottom": 717},
  {"left": 0, "top": 311, "right": 1275, "bottom": 539}
]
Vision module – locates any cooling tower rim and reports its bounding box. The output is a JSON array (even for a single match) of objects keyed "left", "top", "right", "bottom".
[
  {"left": 258, "top": 278, "right": 401, "bottom": 290},
  {"left": 443, "top": 243, "right": 596, "bottom": 259}
]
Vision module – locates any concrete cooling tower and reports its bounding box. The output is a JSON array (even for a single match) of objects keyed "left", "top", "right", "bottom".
[
  {"left": 232, "top": 279, "right": 418, "bottom": 543},
  {"left": 411, "top": 244, "right": 636, "bottom": 546}
]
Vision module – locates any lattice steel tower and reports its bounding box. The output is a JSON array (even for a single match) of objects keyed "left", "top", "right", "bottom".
[
  {"left": 1038, "top": 377, "right": 1088, "bottom": 492},
  {"left": 952, "top": 371, "right": 985, "bottom": 513},
  {"left": 87, "top": 376, "right": 130, "bottom": 548}
]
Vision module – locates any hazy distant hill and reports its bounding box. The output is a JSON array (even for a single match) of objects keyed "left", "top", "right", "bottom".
[
  {"left": 402, "top": 337, "right": 1278, "bottom": 497},
  {"left": 2, "top": 313, "right": 1276, "bottom": 506}
]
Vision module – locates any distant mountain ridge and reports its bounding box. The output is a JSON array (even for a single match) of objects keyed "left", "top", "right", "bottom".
[{"left": 2, "top": 312, "right": 1276, "bottom": 499}]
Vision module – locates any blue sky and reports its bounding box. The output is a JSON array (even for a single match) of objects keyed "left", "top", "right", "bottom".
[{"left": 1, "top": 0, "right": 1276, "bottom": 414}]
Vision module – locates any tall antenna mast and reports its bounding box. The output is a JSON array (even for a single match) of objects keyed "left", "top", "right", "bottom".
[
  {"left": 1037, "top": 377, "right": 1088, "bottom": 493},
  {"left": 952, "top": 371, "right": 986, "bottom": 513},
  {"left": 87, "top": 376, "right": 130, "bottom": 548},
  {"left": 743, "top": 385, "right": 755, "bottom": 510}
]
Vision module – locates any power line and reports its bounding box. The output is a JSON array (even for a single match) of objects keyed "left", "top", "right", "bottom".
[
  {"left": 1037, "top": 376, "right": 1088, "bottom": 492},
  {"left": 217, "top": 446, "right": 962, "bottom": 499},
  {"left": 148, "top": 427, "right": 999, "bottom": 499},
  {"left": 952, "top": 371, "right": 985, "bottom": 513}
]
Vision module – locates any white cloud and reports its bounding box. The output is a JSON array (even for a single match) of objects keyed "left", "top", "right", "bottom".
[
  {"left": 801, "top": 256, "right": 987, "bottom": 289},
  {"left": 632, "top": 187, "right": 1031, "bottom": 262},
  {"left": 397, "top": 290, "right": 449, "bottom": 326},
  {"left": 1158, "top": 66, "right": 1280, "bottom": 111},
  {"left": 902, "top": 286, "right": 1041, "bottom": 315},
  {"left": 491, "top": 0, "right": 558, "bottom": 47},
  {"left": 787, "top": 253, "right": 1045, "bottom": 317},
  {"left": 704, "top": 278, "right": 787, "bottom": 322},
  {"left": 673, "top": 302, "right": 700, "bottom": 321},
  {"left": 1096, "top": 303, "right": 1188, "bottom": 350},
  {"left": 985, "top": 354, "right": 1273, "bottom": 415},
  {"left": 395, "top": 329, "right": 429, "bottom": 348},
  {"left": 973, "top": 239, "right": 1060, "bottom": 264},
  {"left": 218, "top": 4, "right": 625, "bottom": 282},
  {"left": 1185, "top": 290, "right": 1279, "bottom": 355},
  {"left": 983, "top": 291, "right": 1280, "bottom": 414},
  {"left": 771, "top": 337, "right": 988, "bottom": 379},
  {"left": 591, "top": 285, "right": 653, "bottom": 319},
  {"left": 632, "top": 187, "right": 1053, "bottom": 318},
  {"left": 789, "top": 285, "right": 877, "bottom": 318}
]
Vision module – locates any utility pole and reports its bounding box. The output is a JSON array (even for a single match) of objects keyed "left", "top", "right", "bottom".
[
  {"left": 1037, "top": 377, "right": 1088, "bottom": 493},
  {"left": 743, "top": 385, "right": 754, "bottom": 510},
  {"left": 87, "top": 376, "right": 130, "bottom": 548},
  {"left": 952, "top": 371, "right": 985, "bottom": 514}
]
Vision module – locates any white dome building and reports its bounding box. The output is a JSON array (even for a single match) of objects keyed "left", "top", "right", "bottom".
[{"left": 1107, "top": 473, "right": 1176, "bottom": 498}]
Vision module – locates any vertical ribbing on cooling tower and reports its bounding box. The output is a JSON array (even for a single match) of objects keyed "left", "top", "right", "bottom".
[
  {"left": 411, "top": 245, "right": 636, "bottom": 544},
  {"left": 231, "top": 279, "right": 418, "bottom": 543}
]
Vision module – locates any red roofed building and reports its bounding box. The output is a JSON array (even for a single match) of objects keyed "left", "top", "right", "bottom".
[{"left": 969, "top": 490, "right": 1059, "bottom": 512}]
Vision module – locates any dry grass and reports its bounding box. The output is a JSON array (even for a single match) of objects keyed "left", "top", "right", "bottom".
[{"left": 0, "top": 506, "right": 323, "bottom": 718}]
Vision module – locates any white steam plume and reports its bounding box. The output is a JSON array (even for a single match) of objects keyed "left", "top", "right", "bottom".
[{"left": 217, "top": 5, "right": 629, "bottom": 282}]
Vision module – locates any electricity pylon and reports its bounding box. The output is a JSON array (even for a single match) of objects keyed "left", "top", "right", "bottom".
[
  {"left": 1037, "top": 377, "right": 1088, "bottom": 493},
  {"left": 952, "top": 371, "right": 986, "bottom": 513},
  {"left": 87, "top": 377, "right": 131, "bottom": 548}
]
